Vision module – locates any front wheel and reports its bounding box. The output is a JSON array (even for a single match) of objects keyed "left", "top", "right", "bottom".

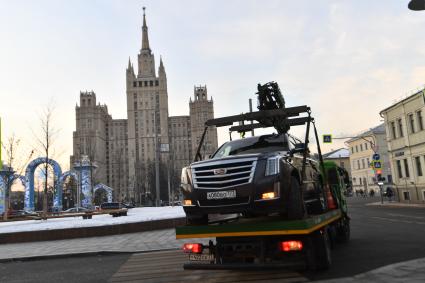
[
  {"left": 287, "top": 176, "right": 305, "bottom": 220},
  {"left": 336, "top": 218, "right": 350, "bottom": 243}
]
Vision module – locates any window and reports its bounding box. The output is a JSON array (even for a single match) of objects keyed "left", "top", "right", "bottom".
[
  {"left": 397, "top": 160, "right": 403, "bottom": 178},
  {"left": 144, "top": 81, "right": 148, "bottom": 87},
  {"left": 415, "top": 156, "right": 423, "bottom": 177},
  {"left": 391, "top": 121, "right": 396, "bottom": 139},
  {"left": 357, "top": 160, "right": 360, "bottom": 170},
  {"left": 409, "top": 114, "right": 415, "bottom": 133},
  {"left": 133, "top": 81, "right": 137, "bottom": 87},
  {"left": 397, "top": 118, "right": 403, "bottom": 137},
  {"left": 403, "top": 191, "right": 410, "bottom": 201},
  {"left": 362, "top": 159, "right": 365, "bottom": 169},
  {"left": 351, "top": 147, "right": 354, "bottom": 154},
  {"left": 360, "top": 178, "right": 362, "bottom": 185},
  {"left": 360, "top": 144, "right": 363, "bottom": 151},
  {"left": 139, "top": 81, "right": 143, "bottom": 87},
  {"left": 367, "top": 158, "right": 370, "bottom": 167},
  {"left": 155, "top": 80, "right": 159, "bottom": 86},
  {"left": 150, "top": 80, "right": 153, "bottom": 86},
  {"left": 417, "top": 111, "right": 424, "bottom": 131},
  {"left": 365, "top": 143, "right": 368, "bottom": 150},
  {"left": 356, "top": 145, "right": 358, "bottom": 152},
  {"left": 404, "top": 159, "right": 410, "bottom": 178}
]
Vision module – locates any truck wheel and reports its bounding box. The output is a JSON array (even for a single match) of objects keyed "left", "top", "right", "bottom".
[
  {"left": 186, "top": 214, "right": 208, "bottom": 225},
  {"left": 336, "top": 218, "right": 350, "bottom": 243},
  {"left": 287, "top": 176, "right": 305, "bottom": 220},
  {"left": 307, "top": 229, "right": 332, "bottom": 271}
]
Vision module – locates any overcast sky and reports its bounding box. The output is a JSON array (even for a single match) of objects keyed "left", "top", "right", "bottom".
[{"left": 1, "top": 0, "right": 425, "bottom": 169}]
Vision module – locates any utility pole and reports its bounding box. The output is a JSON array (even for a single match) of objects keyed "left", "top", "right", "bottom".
[
  {"left": 153, "top": 109, "right": 160, "bottom": 207},
  {"left": 249, "top": 99, "right": 254, "bottom": 136}
]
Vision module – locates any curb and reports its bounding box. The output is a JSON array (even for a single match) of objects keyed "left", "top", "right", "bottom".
[{"left": 0, "top": 217, "right": 186, "bottom": 244}]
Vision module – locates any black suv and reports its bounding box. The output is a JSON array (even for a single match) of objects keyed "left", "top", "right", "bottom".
[{"left": 181, "top": 133, "right": 324, "bottom": 225}]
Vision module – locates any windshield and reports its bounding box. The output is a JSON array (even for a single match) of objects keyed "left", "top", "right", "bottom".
[{"left": 212, "top": 134, "right": 289, "bottom": 159}]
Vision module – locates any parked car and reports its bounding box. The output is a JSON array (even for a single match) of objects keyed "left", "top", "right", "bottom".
[
  {"left": 63, "top": 207, "right": 89, "bottom": 213},
  {"left": 100, "top": 202, "right": 124, "bottom": 210},
  {"left": 121, "top": 203, "right": 135, "bottom": 209}
]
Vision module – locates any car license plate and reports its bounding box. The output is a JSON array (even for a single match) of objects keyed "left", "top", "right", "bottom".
[
  {"left": 207, "top": 190, "right": 236, "bottom": 200},
  {"left": 189, "top": 253, "right": 215, "bottom": 261}
]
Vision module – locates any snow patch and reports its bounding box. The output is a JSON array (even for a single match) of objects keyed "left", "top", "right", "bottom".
[{"left": 0, "top": 207, "right": 185, "bottom": 234}]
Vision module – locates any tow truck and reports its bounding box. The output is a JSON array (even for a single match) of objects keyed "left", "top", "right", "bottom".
[{"left": 176, "top": 82, "right": 351, "bottom": 271}]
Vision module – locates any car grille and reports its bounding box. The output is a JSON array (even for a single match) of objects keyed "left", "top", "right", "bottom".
[{"left": 192, "top": 158, "right": 257, "bottom": 189}]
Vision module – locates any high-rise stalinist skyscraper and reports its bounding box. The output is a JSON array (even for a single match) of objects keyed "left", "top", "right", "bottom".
[
  {"left": 126, "top": 8, "right": 170, "bottom": 199},
  {"left": 72, "top": 8, "right": 217, "bottom": 204}
]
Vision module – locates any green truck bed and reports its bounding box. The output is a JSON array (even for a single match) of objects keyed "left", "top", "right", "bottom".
[{"left": 176, "top": 209, "right": 342, "bottom": 239}]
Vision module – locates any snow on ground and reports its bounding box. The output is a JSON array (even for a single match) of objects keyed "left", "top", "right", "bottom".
[{"left": 0, "top": 207, "right": 185, "bottom": 234}]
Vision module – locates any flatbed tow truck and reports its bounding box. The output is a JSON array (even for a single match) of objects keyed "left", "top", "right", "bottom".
[{"left": 176, "top": 82, "right": 350, "bottom": 271}]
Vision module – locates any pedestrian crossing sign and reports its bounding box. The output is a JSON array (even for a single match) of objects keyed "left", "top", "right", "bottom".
[{"left": 323, "top": 135, "right": 332, "bottom": 143}]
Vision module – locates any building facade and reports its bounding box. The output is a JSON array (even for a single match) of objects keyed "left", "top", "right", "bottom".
[
  {"left": 380, "top": 90, "right": 425, "bottom": 203},
  {"left": 322, "top": 148, "right": 351, "bottom": 178},
  {"left": 346, "top": 124, "right": 391, "bottom": 194},
  {"left": 71, "top": 10, "right": 217, "bottom": 204}
]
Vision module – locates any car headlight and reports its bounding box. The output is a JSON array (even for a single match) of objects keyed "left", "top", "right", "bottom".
[
  {"left": 180, "top": 167, "right": 192, "bottom": 191},
  {"left": 265, "top": 156, "right": 280, "bottom": 176},
  {"left": 181, "top": 167, "right": 189, "bottom": 185}
]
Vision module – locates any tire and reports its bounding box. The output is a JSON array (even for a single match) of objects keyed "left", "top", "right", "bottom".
[
  {"left": 287, "top": 176, "right": 305, "bottom": 220},
  {"left": 336, "top": 218, "right": 350, "bottom": 243},
  {"left": 186, "top": 214, "right": 208, "bottom": 225},
  {"left": 307, "top": 229, "right": 332, "bottom": 271}
]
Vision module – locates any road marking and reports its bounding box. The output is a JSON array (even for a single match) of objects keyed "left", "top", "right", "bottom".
[
  {"left": 386, "top": 213, "right": 425, "bottom": 220},
  {"left": 372, "top": 216, "right": 425, "bottom": 225}
]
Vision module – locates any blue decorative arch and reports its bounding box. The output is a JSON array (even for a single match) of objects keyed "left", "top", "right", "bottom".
[
  {"left": 10, "top": 174, "right": 27, "bottom": 186},
  {"left": 93, "top": 183, "right": 113, "bottom": 203},
  {"left": 59, "top": 171, "right": 79, "bottom": 188},
  {"left": 24, "top": 157, "right": 62, "bottom": 211}
]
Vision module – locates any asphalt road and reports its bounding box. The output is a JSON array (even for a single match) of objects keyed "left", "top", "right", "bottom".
[
  {"left": 1, "top": 197, "right": 424, "bottom": 282},
  {"left": 308, "top": 196, "right": 425, "bottom": 281}
]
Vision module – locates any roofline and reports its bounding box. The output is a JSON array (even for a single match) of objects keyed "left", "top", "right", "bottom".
[
  {"left": 345, "top": 123, "right": 385, "bottom": 143},
  {"left": 380, "top": 89, "right": 425, "bottom": 115}
]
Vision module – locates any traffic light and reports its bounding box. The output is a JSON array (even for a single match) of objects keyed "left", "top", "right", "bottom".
[{"left": 376, "top": 169, "right": 385, "bottom": 182}]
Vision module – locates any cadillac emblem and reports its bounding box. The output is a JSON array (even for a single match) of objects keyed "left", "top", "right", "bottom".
[{"left": 213, "top": 168, "right": 227, "bottom": 175}]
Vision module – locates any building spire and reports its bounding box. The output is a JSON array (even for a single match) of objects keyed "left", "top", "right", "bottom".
[{"left": 141, "top": 7, "right": 150, "bottom": 51}]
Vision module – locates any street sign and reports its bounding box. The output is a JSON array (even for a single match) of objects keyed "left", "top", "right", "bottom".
[
  {"left": 373, "top": 153, "right": 380, "bottom": 160},
  {"left": 323, "top": 135, "right": 332, "bottom": 143},
  {"left": 373, "top": 161, "right": 382, "bottom": 169}
]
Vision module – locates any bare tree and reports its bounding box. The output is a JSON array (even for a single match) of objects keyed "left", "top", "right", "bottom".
[
  {"left": 33, "top": 102, "right": 59, "bottom": 218},
  {"left": 1, "top": 134, "right": 34, "bottom": 220}
]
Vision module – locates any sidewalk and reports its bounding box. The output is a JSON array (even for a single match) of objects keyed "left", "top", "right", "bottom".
[
  {"left": 319, "top": 257, "right": 425, "bottom": 283},
  {"left": 0, "top": 228, "right": 210, "bottom": 262}
]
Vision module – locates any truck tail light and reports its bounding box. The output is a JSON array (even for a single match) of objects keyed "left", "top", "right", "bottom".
[
  {"left": 183, "top": 243, "right": 203, "bottom": 254},
  {"left": 279, "top": 241, "right": 303, "bottom": 252}
]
